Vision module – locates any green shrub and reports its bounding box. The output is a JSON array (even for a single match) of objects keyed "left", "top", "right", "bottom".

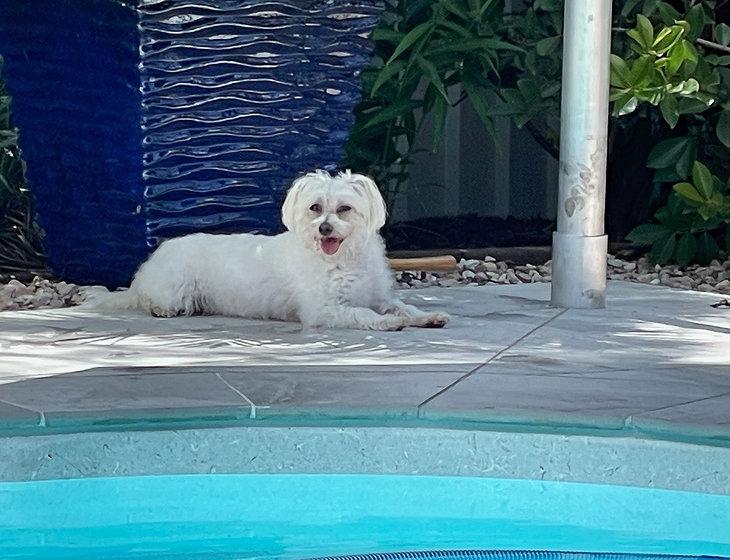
[
  {"left": 346, "top": 0, "right": 729, "bottom": 265},
  {"left": 342, "top": 0, "right": 521, "bottom": 211},
  {"left": 0, "top": 56, "right": 45, "bottom": 277},
  {"left": 616, "top": 3, "right": 730, "bottom": 264}
]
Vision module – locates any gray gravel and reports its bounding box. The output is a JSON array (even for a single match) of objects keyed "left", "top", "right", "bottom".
[
  {"left": 0, "top": 277, "right": 81, "bottom": 311},
  {"left": 2, "top": 254, "right": 730, "bottom": 312},
  {"left": 396, "top": 254, "right": 730, "bottom": 296}
]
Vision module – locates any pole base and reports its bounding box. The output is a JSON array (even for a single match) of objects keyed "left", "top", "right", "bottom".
[{"left": 550, "top": 232, "right": 608, "bottom": 309}]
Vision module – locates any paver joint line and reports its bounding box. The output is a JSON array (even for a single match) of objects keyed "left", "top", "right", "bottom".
[
  {"left": 627, "top": 389, "right": 730, "bottom": 419},
  {"left": 215, "top": 372, "right": 269, "bottom": 420},
  {"left": 417, "top": 308, "right": 569, "bottom": 411}
]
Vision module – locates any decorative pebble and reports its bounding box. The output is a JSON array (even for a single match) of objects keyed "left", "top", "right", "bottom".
[
  {"left": 4, "top": 255, "right": 730, "bottom": 313},
  {"left": 0, "top": 276, "right": 82, "bottom": 312},
  {"left": 393, "top": 254, "right": 730, "bottom": 297}
]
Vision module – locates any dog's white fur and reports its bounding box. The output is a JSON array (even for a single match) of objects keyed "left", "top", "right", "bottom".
[{"left": 93, "top": 170, "right": 448, "bottom": 331}]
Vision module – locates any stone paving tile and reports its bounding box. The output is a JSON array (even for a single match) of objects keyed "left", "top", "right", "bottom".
[
  {"left": 0, "top": 283, "right": 728, "bottom": 440},
  {"left": 420, "top": 366, "right": 730, "bottom": 430},
  {"left": 494, "top": 283, "right": 730, "bottom": 372},
  {"left": 473, "top": 361, "right": 730, "bottom": 390},
  {"left": 632, "top": 392, "right": 730, "bottom": 439},
  {"left": 218, "top": 364, "right": 477, "bottom": 418},
  {"left": 0, "top": 287, "right": 560, "bottom": 384},
  {"left": 0, "top": 371, "right": 251, "bottom": 425},
  {"left": 0, "top": 400, "right": 41, "bottom": 428}
]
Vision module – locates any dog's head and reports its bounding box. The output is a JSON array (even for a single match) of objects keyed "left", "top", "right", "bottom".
[{"left": 281, "top": 170, "right": 386, "bottom": 258}]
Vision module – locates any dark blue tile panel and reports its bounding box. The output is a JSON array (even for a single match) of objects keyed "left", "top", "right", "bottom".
[{"left": 0, "top": 0, "right": 146, "bottom": 287}]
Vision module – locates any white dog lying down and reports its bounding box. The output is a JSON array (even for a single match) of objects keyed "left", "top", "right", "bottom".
[{"left": 95, "top": 170, "right": 448, "bottom": 331}]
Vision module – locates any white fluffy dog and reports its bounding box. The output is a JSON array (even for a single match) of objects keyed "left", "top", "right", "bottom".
[{"left": 95, "top": 170, "right": 448, "bottom": 331}]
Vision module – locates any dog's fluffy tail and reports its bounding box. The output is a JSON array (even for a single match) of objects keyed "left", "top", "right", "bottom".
[{"left": 81, "top": 287, "right": 141, "bottom": 312}]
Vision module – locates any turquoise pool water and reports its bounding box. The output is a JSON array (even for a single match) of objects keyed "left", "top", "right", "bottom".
[{"left": 1, "top": 474, "right": 729, "bottom": 560}]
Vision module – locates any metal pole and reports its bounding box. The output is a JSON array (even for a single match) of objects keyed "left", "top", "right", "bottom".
[{"left": 550, "top": 0, "right": 612, "bottom": 309}]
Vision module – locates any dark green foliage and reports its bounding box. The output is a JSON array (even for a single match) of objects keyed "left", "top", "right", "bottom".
[
  {"left": 342, "top": 0, "right": 518, "bottom": 210},
  {"left": 619, "top": 1, "right": 730, "bottom": 264},
  {"left": 0, "top": 56, "right": 46, "bottom": 277},
  {"left": 345, "top": 0, "right": 729, "bottom": 265}
]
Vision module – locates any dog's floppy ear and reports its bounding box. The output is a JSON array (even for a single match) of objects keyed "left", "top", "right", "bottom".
[
  {"left": 281, "top": 173, "right": 314, "bottom": 231},
  {"left": 342, "top": 171, "right": 387, "bottom": 232}
]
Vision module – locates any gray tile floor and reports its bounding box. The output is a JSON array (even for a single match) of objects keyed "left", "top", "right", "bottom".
[{"left": 1, "top": 282, "right": 729, "bottom": 442}]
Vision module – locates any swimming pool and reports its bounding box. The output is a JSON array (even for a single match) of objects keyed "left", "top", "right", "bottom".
[{"left": 1, "top": 474, "right": 729, "bottom": 560}]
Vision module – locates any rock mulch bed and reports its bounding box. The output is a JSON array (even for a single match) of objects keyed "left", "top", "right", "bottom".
[
  {"left": 396, "top": 254, "right": 730, "bottom": 296},
  {"left": 2, "top": 254, "right": 729, "bottom": 311},
  {"left": 0, "top": 276, "right": 81, "bottom": 311}
]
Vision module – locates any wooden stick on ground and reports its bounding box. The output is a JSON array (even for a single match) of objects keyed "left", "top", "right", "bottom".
[{"left": 387, "top": 255, "right": 458, "bottom": 272}]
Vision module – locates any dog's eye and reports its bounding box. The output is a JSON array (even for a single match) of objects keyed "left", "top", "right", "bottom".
[
  {"left": 337, "top": 205, "right": 352, "bottom": 213},
  {"left": 309, "top": 203, "right": 322, "bottom": 213}
]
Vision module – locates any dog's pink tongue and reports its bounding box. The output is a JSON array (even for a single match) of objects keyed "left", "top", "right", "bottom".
[{"left": 321, "top": 237, "right": 342, "bottom": 255}]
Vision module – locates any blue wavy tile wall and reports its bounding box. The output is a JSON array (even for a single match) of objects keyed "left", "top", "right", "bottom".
[{"left": 0, "top": 0, "right": 382, "bottom": 287}]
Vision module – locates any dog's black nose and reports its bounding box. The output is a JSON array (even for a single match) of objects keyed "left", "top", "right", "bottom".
[{"left": 319, "top": 222, "right": 333, "bottom": 236}]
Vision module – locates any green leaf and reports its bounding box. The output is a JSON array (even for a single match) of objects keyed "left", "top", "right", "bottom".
[
  {"left": 656, "top": 2, "right": 681, "bottom": 25},
  {"left": 676, "top": 96, "right": 713, "bottom": 115},
  {"left": 621, "top": 0, "right": 643, "bottom": 18},
  {"left": 372, "top": 28, "right": 406, "bottom": 44},
  {"left": 692, "top": 161, "right": 715, "bottom": 200},
  {"left": 659, "top": 95, "right": 679, "bottom": 128},
  {"left": 667, "top": 191, "right": 683, "bottom": 215},
  {"left": 641, "top": 0, "right": 660, "bottom": 16},
  {"left": 675, "top": 233, "right": 697, "bottom": 266},
  {"left": 651, "top": 233, "right": 677, "bottom": 264},
  {"left": 536, "top": 36, "right": 561, "bottom": 57},
  {"left": 517, "top": 79, "right": 541, "bottom": 105},
  {"left": 386, "top": 21, "right": 431, "bottom": 65},
  {"left": 653, "top": 166, "right": 681, "bottom": 183},
  {"left": 665, "top": 44, "right": 686, "bottom": 75},
  {"left": 534, "top": 0, "right": 561, "bottom": 11},
  {"left": 673, "top": 181, "right": 704, "bottom": 204},
  {"left": 463, "top": 79, "right": 496, "bottom": 141},
  {"left": 686, "top": 4, "right": 705, "bottom": 42},
  {"left": 437, "top": 19, "right": 472, "bottom": 38},
  {"left": 717, "top": 110, "right": 730, "bottom": 149},
  {"left": 653, "top": 26, "right": 683, "bottom": 55},
  {"left": 627, "top": 223, "right": 670, "bottom": 245},
  {"left": 646, "top": 137, "right": 692, "bottom": 169},
  {"left": 636, "top": 14, "right": 655, "bottom": 49},
  {"left": 716, "top": 23, "right": 730, "bottom": 47},
  {"left": 629, "top": 55, "right": 655, "bottom": 85},
  {"left": 362, "top": 99, "right": 422, "bottom": 129},
  {"left": 416, "top": 56, "right": 449, "bottom": 102},
  {"left": 680, "top": 40, "right": 698, "bottom": 64},
  {"left": 613, "top": 93, "right": 639, "bottom": 117},
  {"left": 680, "top": 78, "right": 700, "bottom": 95},
  {"left": 477, "top": 0, "right": 499, "bottom": 19},
  {"left": 541, "top": 81, "right": 560, "bottom": 98},
  {"left": 426, "top": 38, "right": 524, "bottom": 56},
  {"left": 370, "top": 60, "right": 405, "bottom": 97},
  {"left": 696, "top": 232, "right": 719, "bottom": 265},
  {"left": 627, "top": 28, "right": 646, "bottom": 49},
  {"left": 440, "top": 0, "right": 470, "bottom": 21},
  {"left": 674, "top": 138, "right": 696, "bottom": 178},
  {"left": 610, "top": 55, "right": 631, "bottom": 88}
]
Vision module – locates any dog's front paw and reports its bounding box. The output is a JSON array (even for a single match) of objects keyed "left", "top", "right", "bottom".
[
  {"left": 150, "top": 305, "right": 180, "bottom": 318},
  {"left": 374, "top": 316, "right": 408, "bottom": 331},
  {"left": 419, "top": 312, "right": 449, "bottom": 328}
]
